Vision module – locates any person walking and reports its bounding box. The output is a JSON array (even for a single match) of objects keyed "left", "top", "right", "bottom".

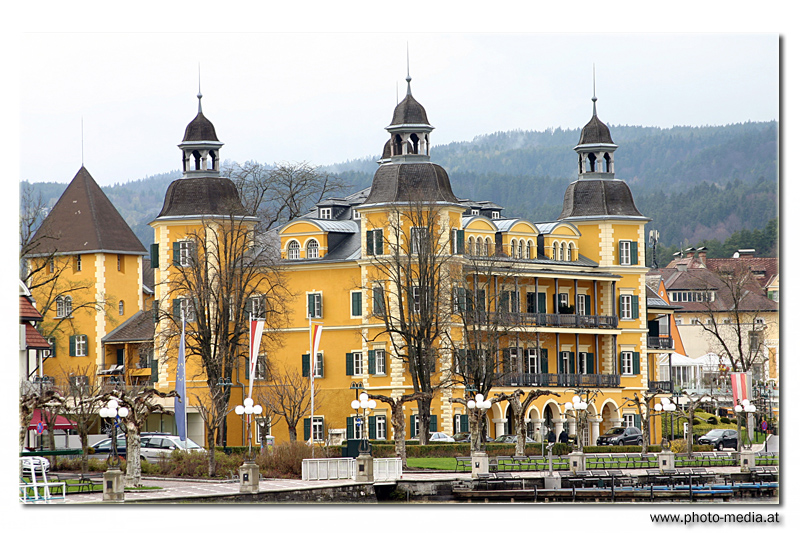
[
  {"left": 559, "top": 428, "right": 569, "bottom": 444},
  {"left": 546, "top": 429, "right": 556, "bottom": 444}
]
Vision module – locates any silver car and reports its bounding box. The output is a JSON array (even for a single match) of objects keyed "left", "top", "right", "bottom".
[{"left": 140, "top": 434, "right": 203, "bottom": 461}]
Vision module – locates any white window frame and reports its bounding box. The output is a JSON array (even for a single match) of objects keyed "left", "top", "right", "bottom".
[
  {"left": 412, "top": 286, "right": 421, "bottom": 313},
  {"left": 56, "top": 295, "right": 73, "bottom": 318},
  {"left": 178, "top": 241, "right": 193, "bottom": 267},
  {"left": 352, "top": 415, "right": 365, "bottom": 440},
  {"left": 623, "top": 413, "right": 635, "bottom": 428},
  {"left": 287, "top": 240, "right": 300, "bottom": 260},
  {"left": 509, "top": 347, "right": 519, "bottom": 372},
  {"left": 526, "top": 348, "right": 540, "bottom": 373},
  {"left": 249, "top": 295, "right": 266, "bottom": 319},
  {"left": 526, "top": 240, "right": 532, "bottom": 259},
  {"left": 306, "top": 239, "right": 320, "bottom": 259},
  {"left": 352, "top": 209, "right": 361, "bottom": 220},
  {"left": 372, "top": 285, "right": 385, "bottom": 316},
  {"left": 621, "top": 351, "right": 634, "bottom": 375},
  {"left": 255, "top": 354, "right": 269, "bottom": 380},
  {"left": 577, "top": 294, "right": 587, "bottom": 315},
  {"left": 471, "top": 208, "right": 480, "bottom": 216},
  {"left": 118, "top": 300, "right": 124, "bottom": 316},
  {"left": 307, "top": 292, "right": 323, "bottom": 319},
  {"left": 491, "top": 211, "right": 500, "bottom": 219},
  {"left": 353, "top": 351, "right": 364, "bottom": 376},
  {"left": 578, "top": 352, "right": 590, "bottom": 374},
  {"left": 376, "top": 415, "right": 387, "bottom": 440},
  {"left": 75, "top": 254, "right": 82, "bottom": 271},
  {"left": 75, "top": 334, "right": 88, "bottom": 357},
  {"left": 410, "top": 227, "right": 428, "bottom": 254},
  {"left": 311, "top": 416, "right": 324, "bottom": 442},
  {"left": 620, "top": 295, "right": 632, "bottom": 320},
  {"left": 255, "top": 417, "right": 271, "bottom": 442},
  {"left": 619, "top": 241, "right": 632, "bottom": 266},
  {"left": 375, "top": 348, "right": 386, "bottom": 375},
  {"left": 319, "top": 207, "right": 332, "bottom": 220},
  {"left": 313, "top": 352, "right": 324, "bottom": 378}
]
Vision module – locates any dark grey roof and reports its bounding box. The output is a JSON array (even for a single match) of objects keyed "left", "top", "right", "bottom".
[
  {"left": 182, "top": 112, "right": 219, "bottom": 142},
  {"left": 102, "top": 310, "right": 154, "bottom": 344},
  {"left": 362, "top": 162, "right": 458, "bottom": 205},
  {"left": 558, "top": 179, "right": 647, "bottom": 220},
  {"left": 578, "top": 114, "right": 613, "bottom": 145},
  {"left": 390, "top": 94, "right": 430, "bottom": 126},
  {"left": 30, "top": 167, "right": 147, "bottom": 256},
  {"left": 142, "top": 257, "right": 154, "bottom": 294},
  {"left": 157, "top": 177, "right": 250, "bottom": 218},
  {"left": 381, "top": 139, "right": 392, "bottom": 159}
]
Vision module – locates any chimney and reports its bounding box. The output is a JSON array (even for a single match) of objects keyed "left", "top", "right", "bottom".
[
  {"left": 696, "top": 246, "right": 707, "bottom": 266},
  {"left": 736, "top": 249, "right": 756, "bottom": 258},
  {"left": 685, "top": 247, "right": 696, "bottom": 258}
]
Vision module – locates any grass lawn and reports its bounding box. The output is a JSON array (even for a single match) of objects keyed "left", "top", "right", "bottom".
[{"left": 406, "top": 457, "right": 457, "bottom": 470}]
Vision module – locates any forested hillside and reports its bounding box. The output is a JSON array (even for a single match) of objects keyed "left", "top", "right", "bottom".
[{"left": 22, "top": 121, "right": 777, "bottom": 259}]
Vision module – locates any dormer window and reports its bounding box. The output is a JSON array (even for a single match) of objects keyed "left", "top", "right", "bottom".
[
  {"left": 471, "top": 209, "right": 480, "bottom": 216},
  {"left": 353, "top": 209, "right": 361, "bottom": 220},
  {"left": 491, "top": 211, "right": 500, "bottom": 219},
  {"left": 319, "top": 208, "right": 332, "bottom": 220}
]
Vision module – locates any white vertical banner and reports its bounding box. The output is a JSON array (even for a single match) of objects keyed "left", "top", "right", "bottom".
[
  {"left": 309, "top": 320, "right": 323, "bottom": 457},
  {"left": 248, "top": 315, "right": 266, "bottom": 400}
]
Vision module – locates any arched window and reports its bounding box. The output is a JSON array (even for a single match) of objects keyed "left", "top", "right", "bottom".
[
  {"left": 526, "top": 240, "right": 532, "bottom": 259},
  {"left": 192, "top": 150, "right": 202, "bottom": 170},
  {"left": 588, "top": 152, "right": 597, "bottom": 172},
  {"left": 393, "top": 134, "right": 403, "bottom": 156},
  {"left": 119, "top": 300, "right": 125, "bottom": 316},
  {"left": 306, "top": 239, "right": 320, "bottom": 259},
  {"left": 552, "top": 242, "right": 558, "bottom": 260},
  {"left": 468, "top": 236, "right": 475, "bottom": 255},
  {"left": 287, "top": 240, "right": 300, "bottom": 260},
  {"left": 510, "top": 239, "right": 517, "bottom": 258},
  {"left": 518, "top": 241, "right": 524, "bottom": 259},
  {"left": 560, "top": 243, "right": 565, "bottom": 261},
  {"left": 209, "top": 150, "right": 218, "bottom": 171},
  {"left": 485, "top": 238, "right": 493, "bottom": 256},
  {"left": 568, "top": 242, "right": 575, "bottom": 262},
  {"left": 409, "top": 133, "right": 420, "bottom": 154},
  {"left": 56, "top": 296, "right": 73, "bottom": 318},
  {"left": 476, "top": 237, "right": 484, "bottom": 256},
  {"left": 604, "top": 152, "right": 611, "bottom": 172}
]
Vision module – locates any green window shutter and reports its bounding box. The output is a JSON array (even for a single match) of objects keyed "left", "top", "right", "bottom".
[
  {"left": 307, "top": 293, "right": 314, "bottom": 317},
  {"left": 375, "top": 229, "right": 383, "bottom": 255},
  {"left": 368, "top": 350, "right": 376, "bottom": 374},
  {"left": 569, "top": 352, "right": 575, "bottom": 374},
  {"left": 457, "top": 287, "right": 467, "bottom": 313},
  {"left": 631, "top": 295, "right": 639, "bottom": 319},
  {"left": 585, "top": 295, "right": 591, "bottom": 315},
  {"left": 366, "top": 230, "right": 374, "bottom": 256},
  {"left": 410, "top": 415, "right": 417, "bottom": 438},
  {"left": 69, "top": 335, "right": 76, "bottom": 357},
  {"left": 302, "top": 353, "right": 310, "bottom": 377},
  {"left": 457, "top": 229, "right": 465, "bottom": 254},
  {"left": 345, "top": 352, "right": 354, "bottom": 376},
  {"left": 631, "top": 241, "right": 638, "bottom": 265},
  {"left": 244, "top": 360, "right": 249, "bottom": 380},
  {"left": 172, "top": 299, "right": 181, "bottom": 320},
  {"left": 429, "top": 415, "right": 437, "bottom": 432},
  {"left": 150, "top": 243, "right": 159, "bottom": 268},
  {"left": 368, "top": 416, "right": 377, "bottom": 440},
  {"left": 173, "top": 242, "right": 181, "bottom": 266},
  {"left": 346, "top": 417, "right": 354, "bottom": 440},
  {"left": 150, "top": 356, "right": 158, "bottom": 383},
  {"left": 618, "top": 242, "right": 623, "bottom": 265},
  {"left": 500, "top": 291, "right": 509, "bottom": 312},
  {"left": 538, "top": 292, "right": 546, "bottom": 313},
  {"left": 633, "top": 352, "right": 640, "bottom": 375},
  {"left": 152, "top": 300, "right": 159, "bottom": 324},
  {"left": 460, "top": 414, "right": 469, "bottom": 432},
  {"left": 541, "top": 349, "right": 548, "bottom": 373},
  {"left": 304, "top": 418, "right": 311, "bottom": 441},
  {"left": 502, "top": 348, "right": 510, "bottom": 373},
  {"left": 317, "top": 354, "right": 324, "bottom": 378},
  {"left": 587, "top": 353, "right": 595, "bottom": 374},
  {"left": 633, "top": 414, "right": 641, "bottom": 429},
  {"left": 557, "top": 352, "right": 564, "bottom": 374},
  {"left": 352, "top": 291, "right": 362, "bottom": 316}
]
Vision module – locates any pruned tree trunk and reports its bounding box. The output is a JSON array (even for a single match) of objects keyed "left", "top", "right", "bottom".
[{"left": 124, "top": 425, "right": 142, "bottom": 486}]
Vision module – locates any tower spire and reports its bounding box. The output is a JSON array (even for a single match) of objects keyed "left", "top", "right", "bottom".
[
  {"left": 406, "top": 42, "right": 412, "bottom": 96},
  {"left": 197, "top": 64, "right": 203, "bottom": 114},
  {"left": 592, "top": 64, "right": 598, "bottom": 116}
]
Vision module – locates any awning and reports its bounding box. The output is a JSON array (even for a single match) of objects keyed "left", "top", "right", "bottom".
[{"left": 28, "top": 409, "right": 77, "bottom": 430}]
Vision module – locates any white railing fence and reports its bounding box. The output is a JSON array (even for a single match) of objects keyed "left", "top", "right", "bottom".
[
  {"left": 301, "top": 457, "right": 403, "bottom": 481},
  {"left": 373, "top": 457, "right": 403, "bottom": 481}
]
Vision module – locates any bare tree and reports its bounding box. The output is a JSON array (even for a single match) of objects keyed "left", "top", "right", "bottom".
[
  {"left": 670, "top": 391, "right": 712, "bottom": 457},
  {"left": 367, "top": 391, "right": 431, "bottom": 466},
  {"left": 19, "top": 381, "right": 64, "bottom": 455},
  {"left": 160, "top": 210, "right": 290, "bottom": 460},
  {"left": 255, "top": 363, "right": 321, "bottom": 442},
  {"left": 691, "top": 263, "right": 777, "bottom": 374},
  {"left": 60, "top": 366, "right": 105, "bottom": 473},
  {"left": 493, "top": 389, "right": 558, "bottom": 456},
  {"left": 365, "top": 200, "right": 458, "bottom": 445},
  {"left": 100, "top": 386, "right": 177, "bottom": 487},
  {"left": 193, "top": 385, "right": 232, "bottom": 476},
  {"left": 225, "top": 161, "right": 348, "bottom": 233},
  {"left": 621, "top": 390, "right": 666, "bottom": 454}
]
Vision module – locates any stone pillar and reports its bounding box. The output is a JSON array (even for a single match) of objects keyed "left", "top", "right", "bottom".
[
  {"left": 739, "top": 450, "right": 756, "bottom": 473},
  {"left": 657, "top": 451, "right": 675, "bottom": 472},
  {"left": 239, "top": 461, "right": 260, "bottom": 493},
  {"left": 355, "top": 453, "right": 374, "bottom": 482},
  {"left": 554, "top": 418, "right": 565, "bottom": 436},
  {"left": 102, "top": 468, "right": 125, "bottom": 502},
  {"left": 495, "top": 418, "right": 505, "bottom": 437},
  {"left": 590, "top": 418, "right": 601, "bottom": 446},
  {"left": 471, "top": 452, "right": 489, "bottom": 479},
  {"left": 568, "top": 451, "right": 585, "bottom": 473}
]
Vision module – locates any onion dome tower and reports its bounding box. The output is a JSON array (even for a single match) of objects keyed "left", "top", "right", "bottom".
[
  {"left": 179, "top": 87, "right": 223, "bottom": 178},
  {"left": 362, "top": 68, "right": 458, "bottom": 206},
  {"left": 558, "top": 89, "right": 645, "bottom": 221}
]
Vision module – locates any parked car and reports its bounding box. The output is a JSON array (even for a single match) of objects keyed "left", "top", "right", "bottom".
[
  {"left": 697, "top": 429, "right": 738, "bottom": 450},
  {"left": 494, "top": 434, "right": 534, "bottom": 444},
  {"left": 429, "top": 432, "right": 455, "bottom": 443},
  {"left": 596, "top": 426, "right": 643, "bottom": 446},
  {"left": 452, "top": 432, "right": 471, "bottom": 442},
  {"left": 140, "top": 433, "right": 204, "bottom": 461},
  {"left": 21, "top": 456, "right": 50, "bottom": 474},
  {"left": 89, "top": 437, "right": 128, "bottom": 460}
]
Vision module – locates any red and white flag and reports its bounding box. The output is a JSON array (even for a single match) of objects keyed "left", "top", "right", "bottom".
[
  {"left": 310, "top": 323, "right": 323, "bottom": 375},
  {"left": 730, "top": 372, "right": 751, "bottom": 406},
  {"left": 248, "top": 317, "right": 265, "bottom": 398}
]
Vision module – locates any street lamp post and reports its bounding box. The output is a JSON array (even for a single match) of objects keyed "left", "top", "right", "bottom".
[
  {"left": 735, "top": 399, "right": 757, "bottom": 472},
  {"left": 350, "top": 391, "right": 376, "bottom": 482},
  {"left": 99, "top": 398, "right": 129, "bottom": 502},
  {"left": 564, "top": 395, "right": 588, "bottom": 453},
  {"left": 654, "top": 397, "right": 677, "bottom": 472},
  {"left": 654, "top": 397, "right": 677, "bottom": 449},
  {"left": 466, "top": 393, "right": 492, "bottom": 479},
  {"left": 234, "top": 397, "right": 263, "bottom": 494},
  {"left": 234, "top": 397, "right": 264, "bottom": 461}
]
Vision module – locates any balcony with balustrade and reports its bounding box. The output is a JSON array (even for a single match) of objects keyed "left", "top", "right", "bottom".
[
  {"left": 464, "top": 311, "right": 618, "bottom": 330},
  {"left": 497, "top": 372, "right": 621, "bottom": 388}
]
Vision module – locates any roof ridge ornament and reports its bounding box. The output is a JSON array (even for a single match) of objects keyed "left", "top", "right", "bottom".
[
  {"left": 592, "top": 63, "right": 597, "bottom": 117},
  {"left": 197, "top": 63, "right": 203, "bottom": 114},
  {"left": 406, "top": 42, "right": 412, "bottom": 96}
]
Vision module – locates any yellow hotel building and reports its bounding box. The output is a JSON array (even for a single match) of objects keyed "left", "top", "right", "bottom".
[{"left": 33, "top": 76, "right": 674, "bottom": 449}]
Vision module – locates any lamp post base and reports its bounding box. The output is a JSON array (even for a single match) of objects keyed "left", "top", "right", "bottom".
[
  {"left": 470, "top": 452, "right": 489, "bottom": 478},
  {"left": 103, "top": 468, "right": 125, "bottom": 502},
  {"left": 739, "top": 449, "right": 756, "bottom": 472},
  {"left": 657, "top": 451, "right": 675, "bottom": 472},
  {"left": 568, "top": 451, "right": 585, "bottom": 473},
  {"left": 355, "top": 453, "right": 374, "bottom": 482},
  {"left": 239, "top": 461, "right": 260, "bottom": 493}
]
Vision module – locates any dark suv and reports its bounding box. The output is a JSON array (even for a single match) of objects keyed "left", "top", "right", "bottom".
[
  {"left": 697, "top": 429, "right": 738, "bottom": 450},
  {"left": 596, "top": 426, "right": 643, "bottom": 446}
]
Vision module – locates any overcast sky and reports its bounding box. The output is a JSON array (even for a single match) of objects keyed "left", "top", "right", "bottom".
[{"left": 19, "top": 32, "right": 778, "bottom": 186}]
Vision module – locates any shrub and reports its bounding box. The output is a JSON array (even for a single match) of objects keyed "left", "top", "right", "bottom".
[
  {"left": 670, "top": 439, "right": 687, "bottom": 453},
  {"left": 707, "top": 416, "right": 717, "bottom": 425},
  {"left": 720, "top": 417, "right": 731, "bottom": 424},
  {"left": 692, "top": 418, "right": 702, "bottom": 425},
  {"left": 255, "top": 441, "right": 314, "bottom": 478}
]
